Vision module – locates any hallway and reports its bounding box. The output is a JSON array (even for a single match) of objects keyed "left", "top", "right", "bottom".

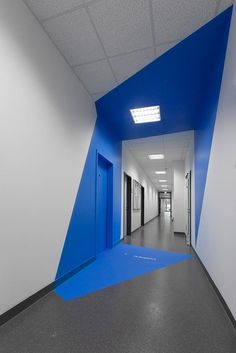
[
  {"left": 0, "top": 217, "right": 235, "bottom": 353},
  {"left": 124, "top": 213, "right": 189, "bottom": 253},
  {"left": 1, "top": 1, "right": 236, "bottom": 351}
]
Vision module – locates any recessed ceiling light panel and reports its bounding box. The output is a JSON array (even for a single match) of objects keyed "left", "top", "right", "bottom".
[
  {"left": 155, "top": 171, "right": 166, "bottom": 175},
  {"left": 130, "top": 106, "right": 161, "bottom": 124},
  {"left": 148, "top": 154, "right": 164, "bottom": 160},
  {"left": 159, "top": 180, "right": 167, "bottom": 182}
]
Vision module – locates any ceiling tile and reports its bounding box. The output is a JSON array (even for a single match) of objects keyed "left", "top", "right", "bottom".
[
  {"left": 152, "top": 0, "right": 218, "bottom": 44},
  {"left": 217, "top": 0, "right": 234, "bottom": 14},
  {"left": 88, "top": 0, "right": 153, "bottom": 56},
  {"left": 24, "top": 0, "right": 83, "bottom": 21},
  {"left": 75, "top": 60, "right": 117, "bottom": 94},
  {"left": 110, "top": 48, "right": 155, "bottom": 84},
  {"left": 43, "top": 8, "right": 105, "bottom": 66}
]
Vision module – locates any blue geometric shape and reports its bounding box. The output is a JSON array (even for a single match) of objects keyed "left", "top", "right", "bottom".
[
  {"left": 55, "top": 244, "right": 192, "bottom": 301},
  {"left": 194, "top": 7, "right": 232, "bottom": 241},
  {"left": 56, "top": 116, "right": 122, "bottom": 280},
  {"left": 96, "top": 7, "right": 233, "bottom": 142},
  {"left": 55, "top": 7, "right": 233, "bottom": 279}
]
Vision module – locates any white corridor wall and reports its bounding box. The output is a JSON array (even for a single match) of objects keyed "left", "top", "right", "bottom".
[
  {"left": 196, "top": 5, "right": 236, "bottom": 319},
  {"left": 0, "top": 0, "right": 96, "bottom": 315},
  {"left": 122, "top": 144, "right": 158, "bottom": 233}
]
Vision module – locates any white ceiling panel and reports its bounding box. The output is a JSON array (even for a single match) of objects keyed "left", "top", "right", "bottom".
[
  {"left": 75, "top": 60, "right": 116, "bottom": 94},
  {"left": 152, "top": 0, "right": 218, "bottom": 44},
  {"left": 110, "top": 48, "right": 155, "bottom": 84},
  {"left": 24, "top": 0, "right": 84, "bottom": 21},
  {"left": 88, "top": 0, "right": 153, "bottom": 56},
  {"left": 24, "top": 0, "right": 233, "bottom": 100},
  {"left": 44, "top": 8, "right": 105, "bottom": 65}
]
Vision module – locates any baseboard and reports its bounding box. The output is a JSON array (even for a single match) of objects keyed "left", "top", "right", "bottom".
[
  {"left": 0, "top": 257, "right": 95, "bottom": 327},
  {"left": 192, "top": 248, "right": 236, "bottom": 330},
  {"left": 144, "top": 215, "right": 159, "bottom": 226}
]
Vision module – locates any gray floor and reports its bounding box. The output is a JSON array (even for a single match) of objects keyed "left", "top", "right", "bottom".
[
  {"left": 124, "top": 212, "right": 191, "bottom": 253},
  {"left": 0, "top": 215, "right": 235, "bottom": 353}
]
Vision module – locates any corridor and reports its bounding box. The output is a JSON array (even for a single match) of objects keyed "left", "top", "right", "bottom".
[
  {"left": 1, "top": 1, "right": 236, "bottom": 351},
  {"left": 0, "top": 216, "right": 235, "bottom": 353},
  {"left": 124, "top": 213, "right": 188, "bottom": 253}
]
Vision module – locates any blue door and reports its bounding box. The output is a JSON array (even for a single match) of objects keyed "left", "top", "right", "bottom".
[{"left": 96, "top": 156, "right": 109, "bottom": 253}]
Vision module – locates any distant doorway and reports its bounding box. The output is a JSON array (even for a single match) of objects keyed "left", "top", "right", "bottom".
[
  {"left": 141, "top": 186, "right": 145, "bottom": 226},
  {"left": 158, "top": 192, "right": 172, "bottom": 217},
  {"left": 123, "top": 173, "right": 132, "bottom": 236},
  {"left": 96, "top": 153, "right": 113, "bottom": 254}
]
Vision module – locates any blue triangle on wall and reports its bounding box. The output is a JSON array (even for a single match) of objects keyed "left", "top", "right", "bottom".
[{"left": 194, "top": 7, "right": 232, "bottom": 241}]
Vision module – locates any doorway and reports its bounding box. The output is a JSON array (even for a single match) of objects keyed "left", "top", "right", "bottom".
[
  {"left": 158, "top": 192, "right": 172, "bottom": 216},
  {"left": 141, "top": 186, "right": 145, "bottom": 226},
  {"left": 123, "top": 173, "right": 132, "bottom": 236},
  {"left": 96, "top": 153, "right": 113, "bottom": 254}
]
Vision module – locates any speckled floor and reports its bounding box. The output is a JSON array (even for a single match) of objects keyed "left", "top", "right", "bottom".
[{"left": 0, "top": 215, "right": 235, "bottom": 353}]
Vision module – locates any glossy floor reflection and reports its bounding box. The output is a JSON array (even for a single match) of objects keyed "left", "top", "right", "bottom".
[
  {"left": 123, "top": 213, "right": 189, "bottom": 253},
  {"left": 0, "top": 215, "right": 235, "bottom": 353}
]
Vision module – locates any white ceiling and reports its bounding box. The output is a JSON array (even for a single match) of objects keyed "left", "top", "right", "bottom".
[
  {"left": 23, "top": 0, "right": 233, "bottom": 101},
  {"left": 124, "top": 131, "right": 194, "bottom": 191}
]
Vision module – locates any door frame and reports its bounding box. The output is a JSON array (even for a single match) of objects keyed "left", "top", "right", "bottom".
[
  {"left": 95, "top": 152, "right": 113, "bottom": 254},
  {"left": 123, "top": 172, "right": 132, "bottom": 236},
  {"left": 141, "top": 186, "right": 145, "bottom": 226}
]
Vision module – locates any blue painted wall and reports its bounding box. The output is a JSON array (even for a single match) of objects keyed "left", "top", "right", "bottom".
[
  {"left": 56, "top": 116, "right": 121, "bottom": 279},
  {"left": 194, "top": 8, "right": 232, "bottom": 240},
  {"left": 56, "top": 7, "right": 232, "bottom": 278}
]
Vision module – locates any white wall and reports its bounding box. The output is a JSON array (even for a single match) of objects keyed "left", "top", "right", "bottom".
[
  {"left": 173, "top": 161, "right": 185, "bottom": 233},
  {"left": 122, "top": 144, "right": 158, "bottom": 233},
  {"left": 0, "top": 0, "right": 96, "bottom": 315},
  {"left": 197, "top": 5, "right": 236, "bottom": 319}
]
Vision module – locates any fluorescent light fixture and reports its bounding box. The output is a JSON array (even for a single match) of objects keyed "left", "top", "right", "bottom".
[
  {"left": 162, "top": 188, "right": 168, "bottom": 191},
  {"left": 148, "top": 154, "right": 164, "bottom": 160},
  {"left": 159, "top": 180, "right": 167, "bottom": 183},
  {"left": 155, "top": 171, "right": 166, "bottom": 175},
  {"left": 130, "top": 106, "right": 161, "bottom": 124},
  {"left": 161, "top": 185, "right": 168, "bottom": 188}
]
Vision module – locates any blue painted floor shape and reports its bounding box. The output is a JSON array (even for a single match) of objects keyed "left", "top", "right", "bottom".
[{"left": 55, "top": 244, "right": 192, "bottom": 300}]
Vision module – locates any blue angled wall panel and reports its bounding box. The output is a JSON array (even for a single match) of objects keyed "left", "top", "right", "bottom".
[
  {"left": 56, "top": 116, "right": 121, "bottom": 279},
  {"left": 194, "top": 8, "right": 232, "bottom": 241},
  {"left": 56, "top": 7, "right": 232, "bottom": 278}
]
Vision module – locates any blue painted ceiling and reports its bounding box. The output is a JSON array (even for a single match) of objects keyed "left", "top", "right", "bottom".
[{"left": 96, "top": 7, "right": 233, "bottom": 141}]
